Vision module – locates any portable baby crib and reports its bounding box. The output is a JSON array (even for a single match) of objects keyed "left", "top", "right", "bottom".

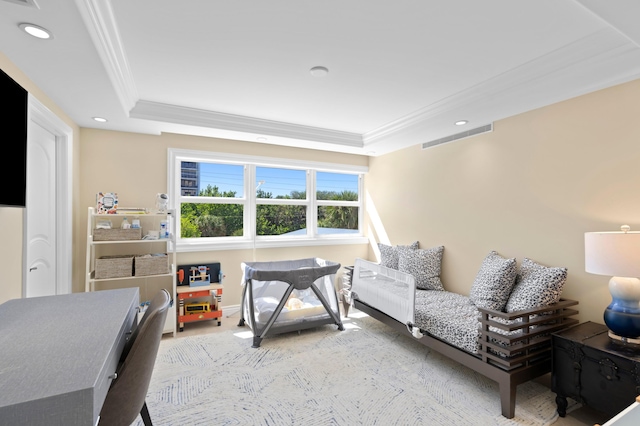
[{"left": 238, "top": 258, "right": 344, "bottom": 348}]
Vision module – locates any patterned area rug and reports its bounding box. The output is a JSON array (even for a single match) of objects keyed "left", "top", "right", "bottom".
[{"left": 135, "top": 313, "right": 565, "bottom": 426}]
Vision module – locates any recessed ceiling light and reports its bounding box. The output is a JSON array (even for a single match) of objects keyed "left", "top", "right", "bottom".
[
  {"left": 455, "top": 120, "right": 468, "bottom": 126},
  {"left": 92, "top": 117, "right": 108, "bottom": 123},
  {"left": 19, "top": 23, "right": 52, "bottom": 39},
  {"left": 256, "top": 136, "right": 268, "bottom": 142},
  {"left": 310, "top": 66, "right": 329, "bottom": 77}
]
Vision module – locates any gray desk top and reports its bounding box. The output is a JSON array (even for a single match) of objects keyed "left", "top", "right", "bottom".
[{"left": 0, "top": 288, "right": 139, "bottom": 425}]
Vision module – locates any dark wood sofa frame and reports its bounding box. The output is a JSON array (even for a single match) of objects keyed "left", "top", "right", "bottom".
[{"left": 353, "top": 297, "right": 579, "bottom": 419}]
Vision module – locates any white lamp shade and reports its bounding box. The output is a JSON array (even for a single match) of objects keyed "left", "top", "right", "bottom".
[{"left": 585, "top": 231, "right": 640, "bottom": 278}]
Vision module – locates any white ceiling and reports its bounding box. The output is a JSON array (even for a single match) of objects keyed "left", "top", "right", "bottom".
[{"left": 1, "top": 0, "right": 639, "bottom": 156}]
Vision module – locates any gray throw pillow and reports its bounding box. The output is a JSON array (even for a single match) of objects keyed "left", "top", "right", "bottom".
[
  {"left": 378, "top": 241, "right": 419, "bottom": 270},
  {"left": 469, "top": 251, "right": 517, "bottom": 311},
  {"left": 398, "top": 245, "right": 445, "bottom": 291},
  {"left": 505, "top": 258, "right": 567, "bottom": 312}
]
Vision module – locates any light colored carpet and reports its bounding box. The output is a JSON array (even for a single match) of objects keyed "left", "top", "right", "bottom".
[{"left": 135, "top": 314, "right": 566, "bottom": 425}]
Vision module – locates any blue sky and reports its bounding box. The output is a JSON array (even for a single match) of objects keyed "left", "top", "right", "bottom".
[{"left": 198, "top": 163, "right": 358, "bottom": 198}]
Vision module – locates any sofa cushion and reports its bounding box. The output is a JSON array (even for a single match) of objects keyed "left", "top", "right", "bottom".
[
  {"left": 398, "top": 245, "right": 445, "bottom": 291},
  {"left": 378, "top": 241, "right": 419, "bottom": 270},
  {"left": 469, "top": 251, "right": 517, "bottom": 311},
  {"left": 414, "top": 290, "right": 480, "bottom": 354},
  {"left": 505, "top": 258, "right": 567, "bottom": 312}
]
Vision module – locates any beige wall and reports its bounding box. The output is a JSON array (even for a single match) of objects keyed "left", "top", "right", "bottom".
[
  {"left": 78, "top": 129, "right": 369, "bottom": 305},
  {"left": 0, "top": 52, "right": 81, "bottom": 304},
  {"left": 365, "top": 78, "right": 640, "bottom": 324}
]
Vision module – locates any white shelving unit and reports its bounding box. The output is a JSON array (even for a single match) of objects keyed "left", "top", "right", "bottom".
[{"left": 85, "top": 207, "right": 177, "bottom": 336}]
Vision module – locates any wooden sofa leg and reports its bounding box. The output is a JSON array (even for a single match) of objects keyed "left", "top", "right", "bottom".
[{"left": 500, "top": 382, "right": 517, "bottom": 419}]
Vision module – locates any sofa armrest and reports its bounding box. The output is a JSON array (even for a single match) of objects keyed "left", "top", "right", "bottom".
[
  {"left": 477, "top": 298, "right": 579, "bottom": 370},
  {"left": 478, "top": 298, "right": 579, "bottom": 327}
]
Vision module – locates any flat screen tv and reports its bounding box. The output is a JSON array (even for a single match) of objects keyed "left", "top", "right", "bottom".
[{"left": 0, "top": 68, "right": 28, "bottom": 208}]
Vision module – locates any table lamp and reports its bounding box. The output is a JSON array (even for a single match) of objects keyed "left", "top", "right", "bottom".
[{"left": 585, "top": 225, "right": 640, "bottom": 345}]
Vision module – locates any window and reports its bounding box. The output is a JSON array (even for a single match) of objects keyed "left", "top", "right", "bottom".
[
  {"left": 256, "top": 167, "right": 307, "bottom": 236},
  {"left": 316, "top": 171, "right": 359, "bottom": 235},
  {"left": 180, "top": 162, "right": 245, "bottom": 237},
  {"left": 169, "top": 149, "right": 367, "bottom": 250}
]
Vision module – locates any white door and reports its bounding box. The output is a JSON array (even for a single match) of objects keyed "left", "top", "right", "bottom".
[{"left": 25, "top": 120, "right": 57, "bottom": 297}]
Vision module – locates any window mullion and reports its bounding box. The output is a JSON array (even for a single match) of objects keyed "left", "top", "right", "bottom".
[
  {"left": 308, "top": 169, "right": 316, "bottom": 237},
  {"left": 358, "top": 174, "right": 363, "bottom": 234},
  {"left": 171, "top": 151, "right": 181, "bottom": 241},
  {"left": 246, "top": 164, "right": 255, "bottom": 240}
]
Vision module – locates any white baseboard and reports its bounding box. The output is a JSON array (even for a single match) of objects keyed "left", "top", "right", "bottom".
[{"left": 222, "top": 304, "right": 241, "bottom": 317}]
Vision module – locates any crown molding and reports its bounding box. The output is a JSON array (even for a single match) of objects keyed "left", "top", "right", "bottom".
[
  {"left": 78, "top": 1, "right": 363, "bottom": 149},
  {"left": 77, "top": 1, "right": 640, "bottom": 154},
  {"left": 75, "top": 0, "right": 138, "bottom": 112},
  {"left": 131, "top": 100, "right": 364, "bottom": 147},
  {"left": 576, "top": 0, "right": 640, "bottom": 49},
  {"left": 364, "top": 28, "right": 637, "bottom": 146}
]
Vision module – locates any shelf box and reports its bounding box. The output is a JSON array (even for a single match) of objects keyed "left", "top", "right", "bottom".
[
  {"left": 95, "top": 255, "right": 134, "bottom": 279},
  {"left": 93, "top": 228, "right": 142, "bottom": 241},
  {"left": 134, "top": 253, "right": 169, "bottom": 276}
]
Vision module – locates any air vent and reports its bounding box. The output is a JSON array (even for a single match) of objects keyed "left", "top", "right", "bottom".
[
  {"left": 422, "top": 123, "right": 493, "bottom": 150},
  {"left": 3, "top": 0, "right": 39, "bottom": 8}
]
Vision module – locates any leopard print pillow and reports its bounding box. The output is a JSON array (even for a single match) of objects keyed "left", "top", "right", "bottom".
[
  {"left": 505, "top": 257, "right": 567, "bottom": 312},
  {"left": 378, "top": 241, "right": 419, "bottom": 270},
  {"left": 469, "top": 251, "right": 517, "bottom": 311},
  {"left": 398, "top": 245, "right": 444, "bottom": 290}
]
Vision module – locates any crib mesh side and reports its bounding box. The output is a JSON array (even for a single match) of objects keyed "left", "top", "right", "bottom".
[{"left": 241, "top": 258, "right": 340, "bottom": 330}]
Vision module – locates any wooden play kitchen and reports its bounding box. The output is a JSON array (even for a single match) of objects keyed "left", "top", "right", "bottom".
[
  {"left": 176, "top": 263, "right": 224, "bottom": 331},
  {"left": 177, "top": 283, "right": 224, "bottom": 330}
]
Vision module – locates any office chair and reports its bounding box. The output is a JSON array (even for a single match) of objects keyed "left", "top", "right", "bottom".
[
  {"left": 120, "top": 288, "right": 171, "bottom": 362},
  {"left": 99, "top": 288, "right": 170, "bottom": 426}
]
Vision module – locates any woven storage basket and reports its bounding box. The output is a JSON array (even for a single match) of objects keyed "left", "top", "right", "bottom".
[
  {"left": 135, "top": 253, "right": 169, "bottom": 276},
  {"left": 93, "top": 228, "right": 142, "bottom": 241},
  {"left": 95, "top": 255, "right": 134, "bottom": 279}
]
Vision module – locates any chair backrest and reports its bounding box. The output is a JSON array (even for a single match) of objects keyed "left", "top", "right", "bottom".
[
  {"left": 120, "top": 288, "right": 171, "bottom": 361},
  {"left": 99, "top": 289, "right": 170, "bottom": 426}
]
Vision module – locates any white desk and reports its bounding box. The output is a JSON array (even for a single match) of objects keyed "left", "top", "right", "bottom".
[{"left": 0, "top": 288, "right": 138, "bottom": 426}]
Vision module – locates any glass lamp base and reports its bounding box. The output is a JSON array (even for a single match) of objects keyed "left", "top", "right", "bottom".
[
  {"left": 604, "top": 307, "right": 640, "bottom": 341},
  {"left": 604, "top": 276, "right": 640, "bottom": 343},
  {"left": 608, "top": 330, "right": 640, "bottom": 346}
]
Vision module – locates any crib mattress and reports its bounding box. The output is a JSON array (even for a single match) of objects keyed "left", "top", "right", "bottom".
[{"left": 254, "top": 296, "right": 330, "bottom": 324}]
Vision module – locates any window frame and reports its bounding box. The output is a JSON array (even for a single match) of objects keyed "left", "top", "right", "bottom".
[{"left": 168, "top": 148, "right": 368, "bottom": 252}]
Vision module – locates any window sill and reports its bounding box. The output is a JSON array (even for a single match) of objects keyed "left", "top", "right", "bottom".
[{"left": 176, "top": 235, "right": 369, "bottom": 252}]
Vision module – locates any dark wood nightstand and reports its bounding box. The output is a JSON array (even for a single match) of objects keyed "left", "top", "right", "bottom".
[{"left": 552, "top": 321, "right": 640, "bottom": 419}]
